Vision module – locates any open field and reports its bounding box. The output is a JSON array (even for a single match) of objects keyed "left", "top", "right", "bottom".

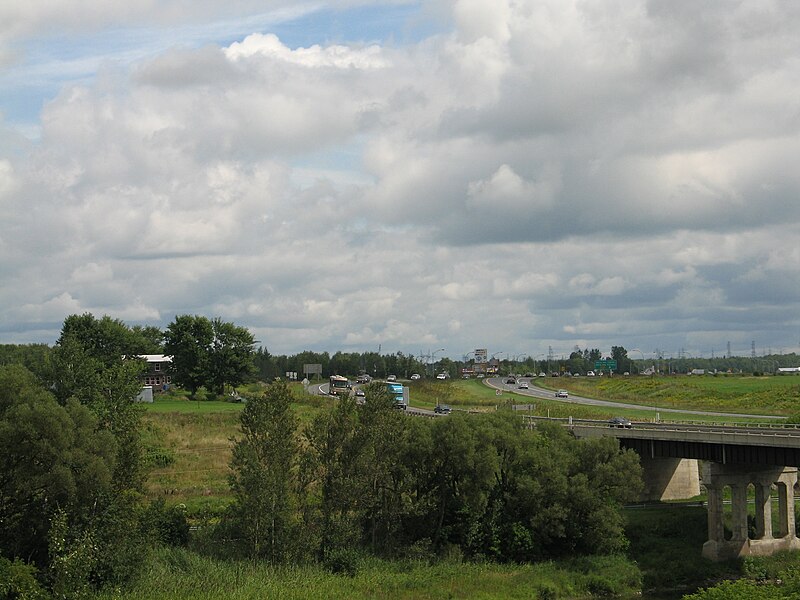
[
  {"left": 532, "top": 374, "right": 800, "bottom": 416},
  {"left": 142, "top": 382, "right": 333, "bottom": 513}
]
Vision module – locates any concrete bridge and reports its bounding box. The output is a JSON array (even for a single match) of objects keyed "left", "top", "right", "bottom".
[{"left": 527, "top": 417, "right": 800, "bottom": 561}]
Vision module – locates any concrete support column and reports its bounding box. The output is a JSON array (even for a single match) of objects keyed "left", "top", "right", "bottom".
[
  {"left": 638, "top": 457, "right": 700, "bottom": 501},
  {"left": 703, "top": 464, "right": 800, "bottom": 561},
  {"left": 730, "top": 483, "right": 749, "bottom": 542},
  {"left": 754, "top": 483, "right": 773, "bottom": 540},
  {"left": 705, "top": 483, "right": 724, "bottom": 543},
  {"left": 777, "top": 480, "right": 796, "bottom": 538}
]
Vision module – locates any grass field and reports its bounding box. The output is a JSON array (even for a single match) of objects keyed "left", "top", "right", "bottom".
[
  {"left": 95, "top": 547, "right": 642, "bottom": 600},
  {"left": 532, "top": 374, "right": 800, "bottom": 416}
]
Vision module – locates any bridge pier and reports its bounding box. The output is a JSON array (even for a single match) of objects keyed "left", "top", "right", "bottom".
[
  {"left": 702, "top": 464, "right": 800, "bottom": 561},
  {"left": 639, "top": 457, "right": 700, "bottom": 501}
]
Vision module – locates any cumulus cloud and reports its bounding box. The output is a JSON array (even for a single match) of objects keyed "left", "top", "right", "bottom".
[{"left": 0, "top": 0, "right": 798, "bottom": 359}]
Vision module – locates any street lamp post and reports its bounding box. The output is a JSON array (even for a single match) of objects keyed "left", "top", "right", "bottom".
[
  {"left": 532, "top": 353, "right": 545, "bottom": 375},
  {"left": 431, "top": 348, "right": 445, "bottom": 377},
  {"left": 631, "top": 349, "right": 645, "bottom": 375}
]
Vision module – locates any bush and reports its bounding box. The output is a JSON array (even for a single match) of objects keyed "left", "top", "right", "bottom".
[
  {"left": 140, "top": 499, "right": 190, "bottom": 547},
  {"left": 534, "top": 581, "right": 558, "bottom": 599},
  {"left": 584, "top": 574, "right": 620, "bottom": 597},
  {"left": 322, "top": 548, "right": 360, "bottom": 577},
  {"left": 0, "top": 557, "right": 49, "bottom": 600}
]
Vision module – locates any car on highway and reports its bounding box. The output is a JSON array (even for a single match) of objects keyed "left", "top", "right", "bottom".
[
  {"left": 554, "top": 389, "right": 569, "bottom": 398},
  {"left": 518, "top": 381, "right": 529, "bottom": 390},
  {"left": 410, "top": 373, "right": 421, "bottom": 380},
  {"left": 387, "top": 374, "right": 397, "bottom": 382},
  {"left": 436, "top": 373, "right": 447, "bottom": 380},
  {"left": 608, "top": 416, "right": 632, "bottom": 428},
  {"left": 356, "top": 374, "right": 371, "bottom": 383},
  {"left": 355, "top": 388, "right": 365, "bottom": 397},
  {"left": 505, "top": 377, "right": 516, "bottom": 384},
  {"left": 434, "top": 404, "right": 452, "bottom": 414}
]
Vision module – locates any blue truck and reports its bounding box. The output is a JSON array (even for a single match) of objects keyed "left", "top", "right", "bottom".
[{"left": 386, "top": 382, "right": 408, "bottom": 410}]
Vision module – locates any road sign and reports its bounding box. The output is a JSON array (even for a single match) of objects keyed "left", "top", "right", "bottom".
[{"left": 594, "top": 360, "right": 617, "bottom": 369}]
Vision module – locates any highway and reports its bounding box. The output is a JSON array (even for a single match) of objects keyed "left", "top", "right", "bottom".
[
  {"left": 313, "top": 381, "right": 440, "bottom": 417},
  {"left": 312, "top": 376, "right": 784, "bottom": 422},
  {"left": 483, "top": 376, "right": 784, "bottom": 421}
]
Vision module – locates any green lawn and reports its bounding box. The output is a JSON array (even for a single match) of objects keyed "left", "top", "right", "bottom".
[{"left": 530, "top": 374, "right": 800, "bottom": 419}]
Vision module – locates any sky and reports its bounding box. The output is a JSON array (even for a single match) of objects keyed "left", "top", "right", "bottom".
[{"left": 1, "top": 0, "right": 799, "bottom": 363}]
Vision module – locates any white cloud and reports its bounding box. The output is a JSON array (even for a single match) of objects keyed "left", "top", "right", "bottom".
[
  {"left": 0, "top": 0, "right": 799, "bottom": 359},
  {"left": 225, "top": 33, "right": 388, "bottom": 69}
]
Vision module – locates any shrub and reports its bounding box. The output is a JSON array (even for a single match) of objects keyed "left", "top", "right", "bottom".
[
  {"left": 534, "top": 582, "right": 558, "bottom": 599},
  {"left": 0, "top": 557, "right": 49, "bottom": 600},
  {"left": 323, "top": 547, "right": 360, "bottom": 577}
]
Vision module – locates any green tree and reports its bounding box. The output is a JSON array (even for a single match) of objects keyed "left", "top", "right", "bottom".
[
  {"left": 163, "top": 315, "right": 213, "bottom": 398},
  {"left": 208, "top": 317, "right": 255, "bottom": 396},
  {"left": 130, "top": 325, "right": 164, "bottom": 354},
  {"left": 611, "top": 346, "right": 629, "bottom": 374},
  {"left": 224, "top": 380, "right": 299, "bottom": 561},
  {"left": 0, "top": 365, "right": 116, "bottom": 569},
  {"left": 355, "top": 383, "right": 412, "bottom": 554},
  {"left": 302, "top": 393, "right": 363, "bottom": 559},
  {"left": 58, "top": 313, "right": 138, "bottom": 366},
  {"left": 50, "top": 317, "right": 146, "bottom": 490}
]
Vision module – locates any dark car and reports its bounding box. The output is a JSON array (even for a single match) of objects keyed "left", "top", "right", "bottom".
[
  {"left": 608, "top": 416, "right": 632, "bottom": 428},
  {"left": 505, "top": 377, "right": 516, "bottom": 384},
  {"left": 434, "top": 404, "right": 452, "bottom": 415}
]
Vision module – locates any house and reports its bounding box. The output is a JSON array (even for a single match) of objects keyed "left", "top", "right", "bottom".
[{"left": 140, "top": 354, "right": 172, "bottom": 391}]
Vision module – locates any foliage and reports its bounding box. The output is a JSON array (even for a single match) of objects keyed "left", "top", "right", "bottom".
[
  {"left": 164, "top": 315, "right": 255, "bottom": 398},
  {"left": 139, "top": 499, "right": 190, "bottom": 547},
  {"left": 207, "top": 318, "right": 256, "bottom": 396},
  {"left": 49, "top": 314, "right": 148, "bottom": 490},
  {"left": 0, "top": 365, "right": 116, "bottom": 568},
  {"left": 221, "top": 380, "right": 299, "bottom": 562},
  {"left": 48, "top": 509, "right": 98, "bottom": 600},
  {"left": 0, "top": 557, "right": 50, "bottom": 600},
  {"left": 89, "top": 546, "right": 643, "bottom": 599},
  {"left": 163, "top": 315, "right": 214, "bottom": 398}
]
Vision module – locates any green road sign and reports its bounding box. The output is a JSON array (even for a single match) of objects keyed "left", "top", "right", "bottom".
[{"left": 594, "top": 360, "right": 617, "bottom": 369}]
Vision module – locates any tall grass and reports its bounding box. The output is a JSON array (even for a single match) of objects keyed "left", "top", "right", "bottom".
[{"left": 93, "top": 547, "right": 641, "bottom": 600}]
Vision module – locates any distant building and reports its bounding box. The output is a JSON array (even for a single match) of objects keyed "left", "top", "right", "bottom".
[
  {"left": 778, "top": 367, "right": 800, "bottom": 374},
  {"left": 140, "top": 354, "right": 172, "bottom": 390}
]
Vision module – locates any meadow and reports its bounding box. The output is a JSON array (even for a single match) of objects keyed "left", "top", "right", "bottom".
[
  {"left": 93, "top": 548, "right": 642, "bottom": 600},
  {"left": 536, "top": 373, "right": 800, "bottom": 416}
]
